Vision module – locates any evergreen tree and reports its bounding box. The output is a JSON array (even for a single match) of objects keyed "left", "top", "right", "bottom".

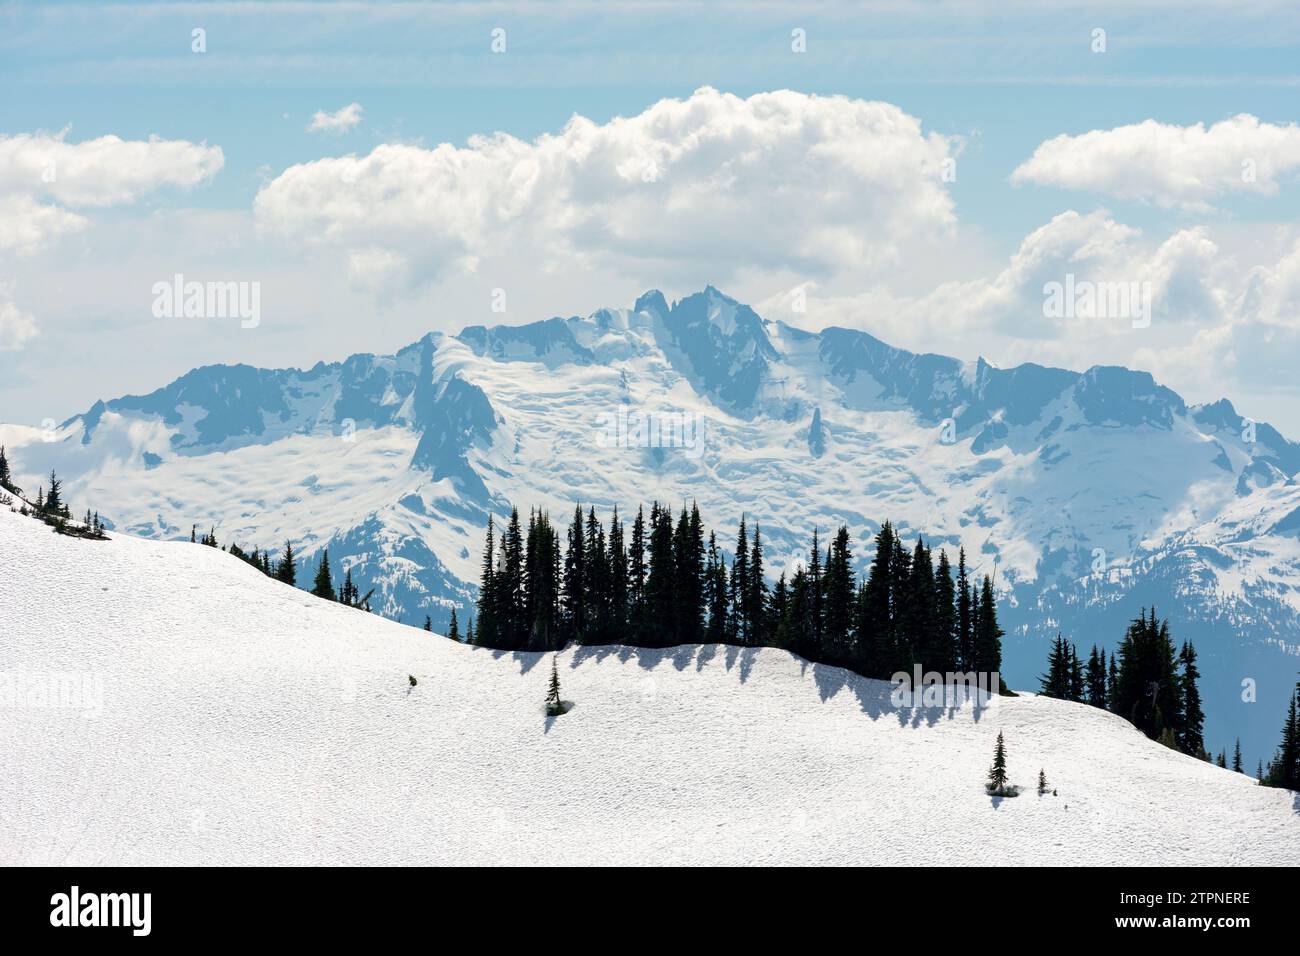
[
  {"left": 746, "top": 523, "right": 769, "bottom": 646},
  {"left": 933, "top": 549, "right": 958, "bottom": 674},
  {"left": 561, "top": 505, "right": 586, "bottom": 645},
  {"left": 1085, "top": 645, "right": 1108, "bottom": 707},
  {"left": 43, "top": 469, "right": 63, "bottom": 516},
  {"left": 803, "top": 529, "right": 824, "bottom": 661},
  {"left": 448, "top": 608, "right": 460, "bottom": 642},
  {"left": 1232, "top": 737, "right": 1242, "bottom": 773},
  {"left": 607, "top": 507, "right": 629, "bottom": 637},
  {"left": 275, "top": 540, "right": 297, "bottom": 586},
  {"left": 1039, "top": 634, "right": 1072, "bottom": 699},
  {"left": 500, "top": 507, "right": 526, "bottom": 648},
  {"left": 905, "top": 538, "right": 939, "bottom": 673},
  {"left": 768, "top": 571, "right": 788, "bottom": 648},
  {"left": 1111, "top": 609, "right": 1184, "bottom": 748},
  {"left": 628, "top": 505, "right": 647, "bottom": 639},
  {"left": 311, "top": 548, "right": 336, "bottom": 601},
  {"left": 0, "top": 445, "right": 10, "bottom": 492},
  {"left": 1216, "top": 750, "right": 1227, "bottom": 769},
  {"left": 524, "top": 509, "right": 562, "bottom": 650},
  {"left": 1067, "top": 643, "right": 1085, "bottom": 702},
  {"left": 822, "top": 526, "right": 855, "bottom": 666},
  {"left": 476, "top": 516, "right": 499, "bottom": 647},
  {"left": 584, "top": 507, "right": 610, "bottom": 645},
  {"left": 466, "top": 619, "right": 476, "bottom": 646},
  {"left": 987, "top": 731, "right": 1010, "bottom": 795},
  {"left": 340, "top": 567, "right": 358, "bottom": 606},
  {"left": 704, "top": 531, "right": 728, "bottom": 644},
  {"left": 1107, "top": 653, "right": 1120, "bottom": 711},
  {"left": 856, "top": 522, "right": 895, "bottom": 678},
  {"left": 545, "top": 654, "right": 564, "bottom": 716},
  {"left": 424, "top": 614, "right": 432, "bottom": 631},
  {"left": 1178, "top": 641, "right": 1206, "bottom": 758},
  {"left": 730, "top": 517, "right": 750, "bottom": 645},
  {"left": 1037, "top": 768, "right": 1048, "bottom": 796},
  {"left": 1265, "top": 684, "right": 1300, "bottom": 790},
  {"left": 972, "top": 575, "right": 1004, "bottom": 693},
  {"left": 673, "top": 504, "right": 705, "bottom": 645},
  {"left": 955, "top": 547, "right": 973, "bottom": 671},
  {"left": 644, "top": 503, "right": 676, "bottom": 647}
]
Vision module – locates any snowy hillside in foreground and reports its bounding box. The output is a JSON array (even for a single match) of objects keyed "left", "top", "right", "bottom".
[
  {"left": 4, "top": 286, "right": 1300, "bottom": 767},
  {"left": 2, "top": 510, "right": 1296, "bottom": 866}
]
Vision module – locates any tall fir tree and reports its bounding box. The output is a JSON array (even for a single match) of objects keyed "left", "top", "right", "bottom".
[
  {"left": 1039, "top": 634, "right": 1072, "bottom": 699},
  {"left": 644, "top": 503, "right": 676, "bottom": 647},
  {"left": 972, "top": 575, "right": 1004, "bottom": 693},
  {"left": 607, "top": 507, "right": 629, "bottom": 637},
  {"left": 955, "top": 547, "right": 974, "bottom": 671},
  {"left": 1178, "top": 641, "right": 1206, "bottom": 758},
  {"left": 1085, "top": 645, "right": 1108, "bottom": 707},
  {"left": 561, "top": 505, "right": 587, "bottom": 646},
  {"left": 476, "top": 516, "right": 498, "bottom": 647},
  {"left": 1266, "top": 684, "right": 1299, "bottom": 790},
  {"left": 856, "top": 522, "right": 895, "bottom": 678},
  {"left": 822, "top": 526, "right": 855, "bottom": 666},
  {"left": 933, "top": 549, "right": 958, "bottom": 674},
  {"left": 729, "top": 517, "right": 750, "bottom": 645},
  {"left": 987, "top": 731, "right": 1010, "bottom": 795},
  {"left": 746, "top": 523, "right": 769, "bottom": 647},
  {"left": 311, "top": 548, "right": 336, "bottom": 601},
  {"left": 1110, "top": 608, "right": 1185, "bottom": 748},
  {"left": 275, "top": 540, "right": 297, "bottom": 586},
  {"left": 545, "top": 654, "right": 564, "bottom": 716},
  {"left": 1068, "top": 643, "right": 1085, "bottom": 702},
  {"left": 628, "top": 505, "right": 647, "bottom": 639}
]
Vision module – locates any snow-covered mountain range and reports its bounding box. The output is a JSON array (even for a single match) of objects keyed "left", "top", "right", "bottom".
[
  {"left": 3, "top": 505, "right": 1296, "bottom": 865},
  {"left": 3, "top": 286, "right": 1299, "bottom": 763}
]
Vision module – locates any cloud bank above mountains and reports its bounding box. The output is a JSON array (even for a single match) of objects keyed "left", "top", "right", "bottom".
[
  {"left": 254, "top": 88, "right": 960, "bottom": 293},
  {"left": 4, "top": 88, "right": 1300, "bottom": 429}
]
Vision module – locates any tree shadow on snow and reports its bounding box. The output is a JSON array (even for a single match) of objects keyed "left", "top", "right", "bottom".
[
  {"left": 542, "top": 701, "right": 575, "bottom": 735},
  {"left": 811, "top": 662, "right": 991, "bottom": 729},
  {"left": 489, "top": 648, "right": 545, "bottom": 675}
]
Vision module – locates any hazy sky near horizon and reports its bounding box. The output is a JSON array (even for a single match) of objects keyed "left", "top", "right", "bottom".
[{"left": 4, "top": 1, "right": 1300, "bottom": 430}]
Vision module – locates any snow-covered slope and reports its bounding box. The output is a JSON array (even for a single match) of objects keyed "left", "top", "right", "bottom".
[
  {"left": 4, "top": 286, "right": 1300, "bottom": 765},
  {"left": 2, "top": 508, "right": 1296, "bottom": 866}
]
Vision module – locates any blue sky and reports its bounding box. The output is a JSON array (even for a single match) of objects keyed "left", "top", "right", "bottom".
[{"left": 4, "top": 0, "right": 1300, "bottom": 428}]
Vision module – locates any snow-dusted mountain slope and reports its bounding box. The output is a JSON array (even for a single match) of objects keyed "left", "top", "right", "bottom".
[
  {"left": 1, "top": 509, "right": 1295, "bottom": 866},
  {"left": 3, "top": 286, "right": 1299, "bottom": 764}
]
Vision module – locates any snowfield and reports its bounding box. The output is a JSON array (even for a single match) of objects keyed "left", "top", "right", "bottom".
[{"left": 1, "top": 507, "right": 1297, "bottom": 866}]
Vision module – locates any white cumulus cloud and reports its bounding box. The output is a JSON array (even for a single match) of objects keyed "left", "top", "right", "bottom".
[
  {"left": 0, "top": 129, "right": 223, "bottom": 349},
  {"left": 0, "top": 298, "right": 38, "bottom": 351},
  {"left": 1010, "top": 115, "right": 1300, "bottom": 210},
  {"left": 257, "top": 87, "right": 961, "bottom": 294},
  {"left": 308, "top": 103, "right": 363, "bottom": 134}
]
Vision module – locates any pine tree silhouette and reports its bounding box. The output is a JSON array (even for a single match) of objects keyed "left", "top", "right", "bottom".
[
  {"left": 545, "top": 654, "right": 564, "bottom": 716},
  {"left": 311, "top": 549, "right": 336, "bottom": 601},
  {"left": 987, "top": 731, "right": 1011, "bottom": 796}
]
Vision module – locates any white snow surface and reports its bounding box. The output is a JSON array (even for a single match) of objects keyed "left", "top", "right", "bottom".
[{"left": 2, "top": 508, "right": 1297, "bottom": 866}]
